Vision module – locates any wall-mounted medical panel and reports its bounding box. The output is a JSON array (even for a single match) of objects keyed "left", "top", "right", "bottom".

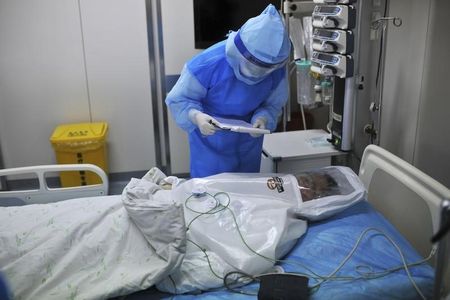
[
  {"left": 312, "top": 5, "right": 356, "bottom": 29},
  {"left": 312, "top": 28, "right": 354, "bottom": 54}
]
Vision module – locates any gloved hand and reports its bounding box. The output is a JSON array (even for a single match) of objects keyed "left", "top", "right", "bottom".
[
  {"left": 189, "top": 109, "right": 219, "bottom": 136},
  {"left": 250, "top": 117, "right": 267, "bottom": 138}
]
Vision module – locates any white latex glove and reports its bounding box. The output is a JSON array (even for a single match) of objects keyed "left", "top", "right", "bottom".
[
  {"left": 250, "top": 117, "right": 267, "bottom": 138},
  {"left": 189, "top": 109, "right": 219, "bottom": 136}
]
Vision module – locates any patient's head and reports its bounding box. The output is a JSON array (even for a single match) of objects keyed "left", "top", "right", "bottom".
[{"left": 296, "top": 172, "right": 338, "bottom": 201}]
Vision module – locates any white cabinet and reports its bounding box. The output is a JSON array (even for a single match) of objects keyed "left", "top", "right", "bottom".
[{"left": 261, "top": 130, "right": 345, "bottom": 174}]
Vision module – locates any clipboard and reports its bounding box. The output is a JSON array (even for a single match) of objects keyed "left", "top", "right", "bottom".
[{"left": 210, "top": 117, "right": 271, "bottom": 135}]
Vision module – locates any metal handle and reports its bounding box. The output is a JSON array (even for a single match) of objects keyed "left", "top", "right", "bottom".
[{"left": 371, "top": 17, "right": 402, "bottom": 30}]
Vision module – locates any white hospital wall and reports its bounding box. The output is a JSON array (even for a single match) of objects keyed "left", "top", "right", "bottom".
[
  {"left": 79, "top": 0, "right": 156, "bottom": 173},
  {"left": 380, "top": 0, "right": 430, "bottom": 163},
  {"left": 414, "top": 0, "right": 450, "bottom": 188},
  {"left": 0, "top": 0, "right": 90, "bottom": 168},
  {"left": 381, "top": 0, "right": 450, "bottom": 188},
  {"left": 0, "top": 0, "right": 156, "bottom": 173},
  {"left": 161, "top": 0, "right": 201, "bottom": 174},
  {"left": 161, "top": 0, "right": 201, "bottom": 76}
]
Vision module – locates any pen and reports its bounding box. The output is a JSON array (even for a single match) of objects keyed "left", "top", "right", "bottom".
[{"left": 209, "top": 119, "right": 229, "bottom": 130}]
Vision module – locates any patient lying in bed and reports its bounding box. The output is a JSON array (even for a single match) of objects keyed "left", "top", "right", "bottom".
[
  {"left": 0, "top": 166, "right": 365, "bottom": 299},
  {"left": 295, "top": 166, "right": 366, "bottom": 221}
]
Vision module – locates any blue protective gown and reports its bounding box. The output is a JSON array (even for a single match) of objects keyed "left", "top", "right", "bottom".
[{"left": 166, "top": 39, "right": 288, "bottom": 178}]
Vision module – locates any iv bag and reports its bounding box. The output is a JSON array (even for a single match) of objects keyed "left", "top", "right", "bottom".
[
  {"left": 289, "top": 16, "right": 306, "bottom": 60},
  {"left": 302, "top": 17, "right": 313, "bottom": 60}
]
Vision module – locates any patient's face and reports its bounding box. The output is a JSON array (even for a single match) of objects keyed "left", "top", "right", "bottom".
[{"left": 297, "top": 173, "right": 337, "bottom": 201}]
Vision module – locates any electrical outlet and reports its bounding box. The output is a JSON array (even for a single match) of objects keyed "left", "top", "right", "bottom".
[{"left": 373, "top": 0, "right": 382, "bottom": 8}]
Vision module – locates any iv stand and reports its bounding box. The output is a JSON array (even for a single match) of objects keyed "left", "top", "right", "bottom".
[{"left": 370, "top": 15, "right": 402, "bottom": 145}]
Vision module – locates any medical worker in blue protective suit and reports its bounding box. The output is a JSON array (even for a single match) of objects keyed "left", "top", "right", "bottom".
[{"left": 166, "top": 4, "right": 290, "bottom": 177}]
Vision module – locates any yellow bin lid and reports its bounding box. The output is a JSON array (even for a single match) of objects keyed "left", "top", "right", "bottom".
[{"left": 50, "top": 122, "right": 108, "bottom": 144}]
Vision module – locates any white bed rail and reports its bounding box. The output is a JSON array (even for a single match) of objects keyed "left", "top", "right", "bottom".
[
  {"left": 359, "top": 145, "right": 450, "bottom": 259},
  {"left": 0, "top": 164, "right": 108, "bottom": 205},
  {"left": 359, "top": 145, "right": 450, "bottom": 299}
]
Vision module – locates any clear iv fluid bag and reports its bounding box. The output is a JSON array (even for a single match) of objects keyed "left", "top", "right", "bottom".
[{"left": 296, "top": 60, "right": 315, "bottom": 107}]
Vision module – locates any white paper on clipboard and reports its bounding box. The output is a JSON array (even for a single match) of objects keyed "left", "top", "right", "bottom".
[{"left": 213, "top": 117, "right": 271, "bottom": 135}]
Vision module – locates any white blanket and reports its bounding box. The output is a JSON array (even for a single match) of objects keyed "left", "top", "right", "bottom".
[
  {"left": 0, "top": 171, "right": 186, "bottom": 300},
  {"left": 0, "top": 168, "right": 307, "bottom": 298}
]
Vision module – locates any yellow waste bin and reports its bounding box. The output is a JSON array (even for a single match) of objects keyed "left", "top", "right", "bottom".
[{"left": 50, "top": 122, "right": 108, "bottom": 187}]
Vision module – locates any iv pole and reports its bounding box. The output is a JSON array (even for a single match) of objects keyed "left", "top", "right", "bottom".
[{"left": 369, "top": 9, "right": 402, "bottom": 144}]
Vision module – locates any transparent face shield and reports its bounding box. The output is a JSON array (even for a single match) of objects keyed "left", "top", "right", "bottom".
[
  {"left": 296, "top": 168, "right": 355, "bottom": 202},
  {"left": 234, "top": 32, "right": 287, "bottom": 80},
  {"left": 239, "top": 59, "right": 277, "bottom": 79},
  {"left": 294, "top": 166, "right": 366, "bottom": 221}
]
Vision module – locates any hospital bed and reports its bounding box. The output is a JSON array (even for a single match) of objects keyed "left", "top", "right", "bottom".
[
  {"left": 0, "top": 145, "right": 449, "bottom": 299},
  {"left": 0, "top": 163, "right": 108, "bottom": 206}
]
